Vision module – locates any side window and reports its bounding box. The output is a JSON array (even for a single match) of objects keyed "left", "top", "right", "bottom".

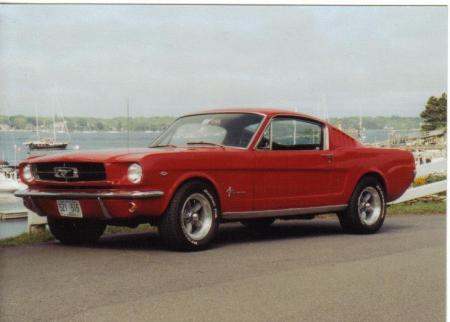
[{"left": 257, "top": 117, "right": 323, "bottom": 150}]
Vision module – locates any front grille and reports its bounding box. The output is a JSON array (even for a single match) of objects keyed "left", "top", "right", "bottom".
[{"left": 33, "top": 162, "right": 106, "bottom": 182}]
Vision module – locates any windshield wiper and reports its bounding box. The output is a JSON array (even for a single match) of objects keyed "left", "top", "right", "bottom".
[
  {"left": 186, "top": 141, "right": 226, "bottom": 149},
  {"left": 149, "top": 144, "right": 177, "bottom": 148}
]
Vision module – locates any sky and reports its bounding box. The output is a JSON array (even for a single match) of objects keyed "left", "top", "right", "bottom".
[{"left": 0, "top": 5, "right": 447, "bottom": 118}]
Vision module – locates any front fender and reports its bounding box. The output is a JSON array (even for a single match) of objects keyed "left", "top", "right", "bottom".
[{"left": 159, "top": 170, "right": 223, "bottom": 214}]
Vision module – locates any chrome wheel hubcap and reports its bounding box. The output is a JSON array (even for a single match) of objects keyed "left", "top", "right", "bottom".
[
  {"left": 358, "top": 187, "right": 382, "bottom": 226},
  {"left": 181, "top": 193, "right": 213, "bottom": 241}
]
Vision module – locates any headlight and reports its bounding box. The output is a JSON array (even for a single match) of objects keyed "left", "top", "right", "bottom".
[
  {"left": 23, "top": 164, "right": 34, "bottom": 183},
  {"left": 127, "top": 163, "right": 143, "bottom": 184}
]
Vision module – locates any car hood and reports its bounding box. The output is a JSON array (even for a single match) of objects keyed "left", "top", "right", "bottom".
[{"left": 24, "top": 146, "right": 234, "bottom": 164}]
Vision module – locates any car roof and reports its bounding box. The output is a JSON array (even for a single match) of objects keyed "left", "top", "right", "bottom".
[{"left": 185, "top": 108, "right": 325, "bottom": 123}]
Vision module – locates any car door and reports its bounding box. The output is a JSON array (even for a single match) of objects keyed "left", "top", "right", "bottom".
[{"left": 253, "top": 116, "right": 333, "bottom": 210}]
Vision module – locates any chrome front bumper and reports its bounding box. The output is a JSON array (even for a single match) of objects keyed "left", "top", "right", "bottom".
[
  {"left": 14, "top": 189, "right": 164, "bottom": 199},
  {"left": 14, "top": 189, "right": 165, "bottom": 219}
]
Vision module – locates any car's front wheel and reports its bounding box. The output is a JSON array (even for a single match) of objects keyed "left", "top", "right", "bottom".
[
  {"left": 158, "top": 180, "right": 219, "bottom": 251},
  {"left": 338, "top": 176, "right": 386, "bottom": 234},
  {"left": 48, "top": 217, "right": 106, "bottom": 245}
]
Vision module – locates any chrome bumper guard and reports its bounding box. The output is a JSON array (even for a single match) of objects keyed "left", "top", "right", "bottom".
[{"left": 14, "top": 189, "right": 164, "bottom": 219}]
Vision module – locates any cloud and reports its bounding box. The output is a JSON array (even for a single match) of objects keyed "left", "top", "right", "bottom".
[{"left": 0, "top": 5, "right": 447, "bottom": 118}]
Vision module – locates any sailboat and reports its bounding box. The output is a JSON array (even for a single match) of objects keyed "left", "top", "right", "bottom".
[
  {"left": 24, "top": 109, "right": 69, "bottom": 150},
  {"left": 25, "top": 139, "right": 68, "bottom": 150}
]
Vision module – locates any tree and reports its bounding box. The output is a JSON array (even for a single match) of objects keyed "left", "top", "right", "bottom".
[
  {"left": 420, "top": 93, "right": 447, "bottom": 131},
  {"left": 76, "top": 118, "right": 88, "bottom": 130},
  {"left": 95, "top": 121, "right": 105, "bottom": 131},
  {"left": 10, "top": 115, "right": 28, "bottom": 129}
]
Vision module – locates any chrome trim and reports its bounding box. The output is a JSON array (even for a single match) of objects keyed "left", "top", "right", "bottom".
[
  {"left": 254, "top": 115, "right": 272, "bottom": 151},
  {"left": 254, "top": 114, "right": 326, "bottom": 151},
  {"left": 222, "top": 204, "right": 347, "bottom": 220},
  {"left": 358, "top": 187, "right": 382, "bottom": 226},
  {"left": 323, "top": 125, "right": 329, "bottom": 151},
  {"left": 180, "top": 192, "right": 214, "bottom": 241},
  {"left": 54, "top": 167, "right": 79, "bottom": 179},
  {"left": 27, "top": 196, "right": 46, "bottom": 217},
  {"left": 14, "top": 189, "right": 164, "bottom": 199},
  {"left": 246, "top": 113, "right": 267, "bottom": 149},
  {"left": 97, "top": 197, "right": 112, "bottom": 219}
]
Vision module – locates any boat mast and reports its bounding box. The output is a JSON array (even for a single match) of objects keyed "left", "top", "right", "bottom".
[
  {"left": 358, "top": 106, "right": 363, "bottom": 141},
  {"left": 53, "top": 113, "right": 56, "bottom": 141},
  {"left": 126, "top": 97, "right": 130, "bottom": 150},
  {"left": 60, "top": 113, "right": 71, "bottom": 142},
  {"left": 35, "top": 105, "right": 40, "bottom": 140},
  {"left": 54, "top": 85, "right": 70, "bottom": 144}
]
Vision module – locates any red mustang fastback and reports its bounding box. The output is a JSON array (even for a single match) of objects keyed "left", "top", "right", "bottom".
[{"left": 15, "top": 109, "right": 415, "bottom": 251}]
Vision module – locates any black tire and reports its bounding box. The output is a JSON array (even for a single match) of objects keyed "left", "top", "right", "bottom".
[
  {"left": 158, "top": 180, "right": 219, "bottom": 251},
  {"left": 338, "top": 176, "right": 386, "bottom": 234},
  {"left": 241, "top": 218, "right": 275, "bottom": 230},
  {"left": 48, "top": 217, "right": 106, "bottom": 245}
]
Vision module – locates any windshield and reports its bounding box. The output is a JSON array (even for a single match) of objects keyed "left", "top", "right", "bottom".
[{"left": 151, "top": 113, "right": 264, "bottom": 148}]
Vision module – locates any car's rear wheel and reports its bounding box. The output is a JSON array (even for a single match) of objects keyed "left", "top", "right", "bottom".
[
  {"left": 48, "top": 217, "right": 106, "bottom": 245},
  {"left": 158, "top": 180, "right": 219, "bottom": 251},
  {"left": 241, "top": 218, "right": 275, "bottom": 230},
  {"left": 338, "top": 176, "right": 386, "bottom": 234}
]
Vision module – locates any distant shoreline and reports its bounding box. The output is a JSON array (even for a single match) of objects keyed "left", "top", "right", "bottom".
[
  {"left": 0, "top": 129, "right": 162, "bottom": 133},
  {"left": 0, "top": 128, "right": 422, "bottom": 134},
  {"left": 0, "top": 115, "right": 423, "bottom": 132}
]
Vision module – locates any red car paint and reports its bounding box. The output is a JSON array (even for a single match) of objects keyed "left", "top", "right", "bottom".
[{"left": 17, "top": 109, "right": 415, "bottom": 220}]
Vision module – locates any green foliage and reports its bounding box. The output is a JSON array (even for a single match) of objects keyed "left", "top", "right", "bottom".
[
  {"left": 413, "top": 173, "right": 446, "bottom": 187},
  {"left": 426, "top": 173, "right": 447, "bottom": 184},
  {"left": 0, "top": 225, "right": 155, "bottom": 247},
  {"left": 0, "top": 115, "right": 176, "bottom": 132},
  {"left": 0, "top": 230, "right": 53, "bottom": 246},
  {"left": 105, "top": 224, "right": 154, "bottom": 234},
  {"left": 0, "top": 115, "right": 424, "bottom": 132},
  {"left": 388, "top": 201, "right": 446, "bottom": 215},
  {"left": 420, "top": 93, "right": 447, "bottom": 131},
  {"left": 9, "top": 115, "right": 30, "bottom": 129}
]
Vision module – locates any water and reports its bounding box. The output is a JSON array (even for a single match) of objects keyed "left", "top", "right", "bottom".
[
  {"left": 0, "top": 131, "right": 160, "bottom": 165},
  {"left": 0, "top": 193, "right": 28, "bottom": 238},
  {"left": 0, "top": 131, "right": 159, "bottom": 239},
  {"left": 362, "top": 129, "right": 421, "bottom": 144}
]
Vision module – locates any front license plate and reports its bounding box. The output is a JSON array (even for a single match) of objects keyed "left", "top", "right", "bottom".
[{"left": 57, "top": 200, "right": 83, "bottom": 218}]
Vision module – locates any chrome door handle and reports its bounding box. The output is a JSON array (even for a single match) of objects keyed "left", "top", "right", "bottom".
[{"left": 321, "top": 154, "right": 334, "bottom": 162}]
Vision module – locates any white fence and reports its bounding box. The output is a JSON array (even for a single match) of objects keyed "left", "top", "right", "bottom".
[{"left": 415, "top": 158, "right": 446, "bottom": 177}]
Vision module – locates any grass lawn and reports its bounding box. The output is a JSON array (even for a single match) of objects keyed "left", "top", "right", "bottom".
[
  {"left": 0, "top": 224, "right": 155, "bottom": 247},
  {"left": 387, "top": 200, "right": 446, "bottom": 215},
  {"left": 0, "top": 230, "right": 54, "bottom": 247}
]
